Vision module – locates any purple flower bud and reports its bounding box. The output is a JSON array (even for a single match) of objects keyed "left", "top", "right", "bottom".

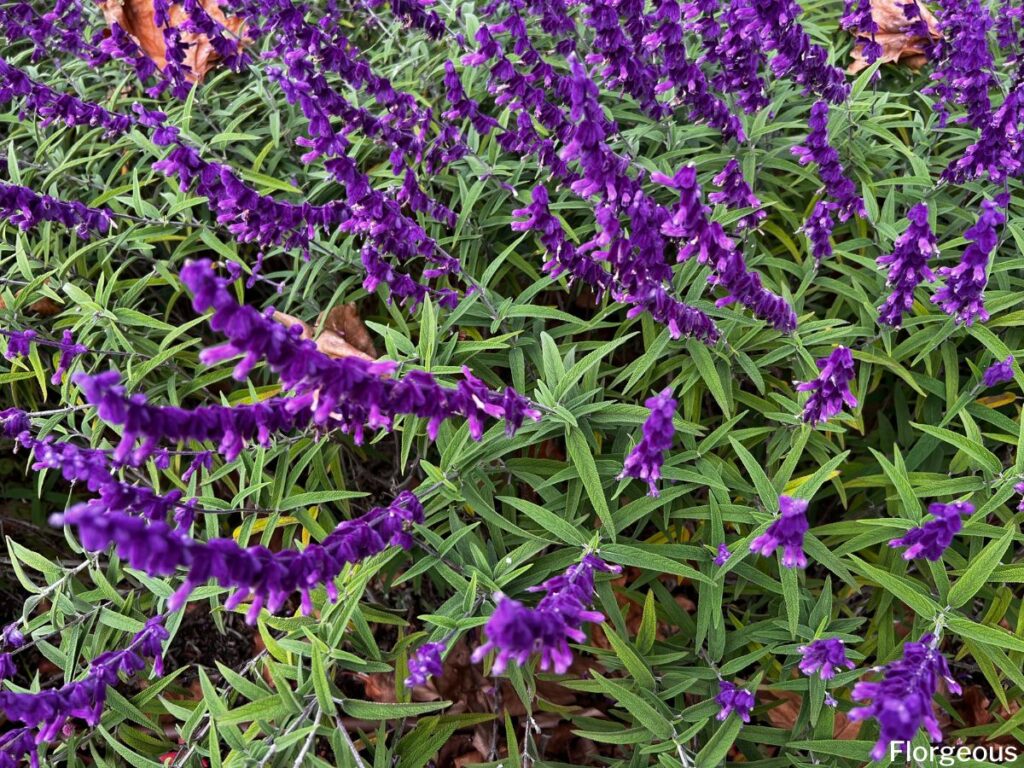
[
  {"left": 0, "top": 654, "right": 15, "bottom": 681},
  {"left": 472, "top": 554, "right": 620, "bottom": 674},
  {"left": 750, "top": 495, "right": 809, "bottom": 568},
  {"left": 889, "top": 501, "right": 971, "bottom": 561},
  {"left": 982, "top": 356, "right": 1015, "bottom": 387},
  {"left": 1, "top": 623, "right": 24, "bottom": 650},
  {"left": 709, "top": 159, "right": 765, "bottom": 230},
  {"left": 713, "top": 544, "right": 731, "bottom": 566},
  {"left": 405, "top": 641, "right": 445, "bottom": 686},
  {"left": 796, "top": 346, "right": 858, "bottom": 425},
  {"left": 619, "top": 388, "right": 676, "bottom": 497},
  {"left": 798, "top": 638, "right": 855, "bottom": 679},
  {"left": 850, "top": 635, "right": 961, "bottom": 760},
  {"left": 715, "top": 680, "right": 755, "bottom": 722}
]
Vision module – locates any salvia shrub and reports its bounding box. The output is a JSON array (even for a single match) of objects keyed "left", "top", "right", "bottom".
[{"left": 0, "top": 0, "right": 1023, "bottom": 765}]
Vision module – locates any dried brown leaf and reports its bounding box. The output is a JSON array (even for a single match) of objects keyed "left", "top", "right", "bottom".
[
  {"left": 98, "top": 0, "right": 244, "bottom": 80},
  {"left": 272, "top": 310, "right": 377, "bottom": 362},
  {"left": 847, "top": 0, "right": 941, "bottom": 74},
  {"left": 320, "top": 303, "right": 378, "bottom": 358}
]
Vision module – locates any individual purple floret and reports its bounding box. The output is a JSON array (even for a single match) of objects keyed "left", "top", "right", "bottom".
[
  {"left": 53, "top": 491, "right": 425, "bottom": 619},
  {"left": 405, "top": 641, "right": 445, "bottom": 686},
  {"left": 472, "top": 553, "right": 621, "bottom": 674},
  {"left": 877, "top": 203, "right": 938, "bottom": 327},
  {"left": 798, "top": 638, "right": 855, "bottom": 679},
  {"left": 796, "top": 346, "right": 858, "bottom": 424},
  {"left": 750, "top": 495, "right": 810, "bottom": 568},
  {"left": 889, "top": 501, "right": 971, "bottom": 561},
  {"left": 714, "top": 543, "right": 731, "bottom": 566},
  {"left": 982, "top": 356, "right": 1015, "bottom": 387},
  {"left": 618, "top": 388, "right": 676, "bottom": 497},
  {"left": 1015, "top": 481, "right": 1024, "bottom": 511},
  {"left": 0, "top": 181, "right": 113, "bottom": 238},
  {"left": 850, "top": 634, "right": 961, "bottom": 760},
  {"left": 716, "top": 680, "right": 755, "bottom": 722},
  {"left": 0, "top": 616, "right": 167, "bottom": 751},
  {"left": 709, "top": 159, "right": 765, "bottom": 230},
  {"left": 931, "top": 196, "right": 1007, "bottom": 326},
  {"left": 0, "top": 623, "right": 24, "bottom": 650},
  {"left": 1, "top": 329, "right": 35, "bottom": 360}
]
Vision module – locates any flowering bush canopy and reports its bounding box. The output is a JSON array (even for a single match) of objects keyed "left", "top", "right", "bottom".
[{"left": 1, "top": 0, "right": 1024, "bottom": 765}]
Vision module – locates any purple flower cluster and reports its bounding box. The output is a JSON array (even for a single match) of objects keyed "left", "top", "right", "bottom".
[
  {"left": 2, "top": 328, "right": 88, "bottom": 384},
  {"left": 53, "top": 491, "right": 424, "bottom": 619},
  {"left": 181, "top": 260, "right": 538, "bottom": 444},
  {"left": 841, "top": 0, "right": 881, "bottom": 63},
  {"left": 791, "top": 102, "right": 866, "bottom": 263},
  {"left": 931, "top": 196, "right": 1007, "bottom": 326},
  {"left": 889, "top": 501, "right": 971, "bottom": 561},
  {"left": 0, "top": 616, "right": 167, "bottom": 764},
  {"left": 750, "top": 495, "right": 809, "bottom": 568},
  {"left": 943, "top": 86, "right": 1024, "bottom": 184},
  {"left": 715, "top": 680, "right": 755, "bottom": 722},
  {"left": 796, "top": 346, "right": 858, "bottom": 424},
  {"left": 850, "top": 635, "right": 961, "bottom": 760},
  {"left": 0, "top": 180, "right": 112, "bottom": 238},
  {"left": 798, "top": 638, "right": 855, "bottom": 679},
  {"left": 876, "top": 203, "right": 938, "bottom": 327},
  {"left": 472, "top": 553, "right": 620, "bottom": 674},
  {"left": 927, "top": 0, "right": 996, "bottom": 129},
  {"left": 405, "top": 641, "right": 445, "bottom": 686},
  {"left": 619, "top": 388, "right": 676, "bottom": 496},
  {"left": 713, "top": 543, "right": 731, "bottom": 566},
  {"left": 982, "top": 355, "right": 1015, "bottom": 387}
]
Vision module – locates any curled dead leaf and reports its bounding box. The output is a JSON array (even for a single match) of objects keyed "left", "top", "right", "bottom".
[
  {"left": 98, "top": 0, "right": 245, "bottom": 81},
  {"left": 847, "top": 0, "right": 941, "bottom": 74},
  {"left": 272, "top": 308, "right": 377, "bottom": 362}
]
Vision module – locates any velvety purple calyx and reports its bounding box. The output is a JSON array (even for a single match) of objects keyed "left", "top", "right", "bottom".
[
  {"left": 877, "top": 203, "right": 938, "bottom": 327},
  {"left": 716, "top": 680, "right": 755, "bottom": 722},
  {"left": 798, "top": 638, "right": 855, "bottom": 679},
  {"left": 750, "top": 495, "right": 809, "bottom": 568},
  {"left": 850, "top": 634, "right": 961, "bottom": 760},
  {"left": 618, "top": 388, "right": 676, "bottom": 496},
  {"left": 889, "top": 501, "right": 971, "bottom": 561},
  {"left": 982, "top": 356, "right": 1015, "bottom": 387},
  {"left": 796, "top": 346, "right": 858, "bottom": 424},
  {"left": 931, "top": 196, "right": 1007, "bottom": 326},
  {"left": 472, "top": 554, "right": 621, "bottom": 674},
  {"left": 405, "top": 641, "right": 445, "bottom": 686}
]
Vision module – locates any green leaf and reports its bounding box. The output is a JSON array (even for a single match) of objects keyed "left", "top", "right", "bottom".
[
  {"left": 566, "top": 427, "right": 615, "bottom": 539},
  {"left": 910, "top": 423, "right": 1003, "bottom": 475},
  {"left": 601, "top": 624, "right": 656, "bottom": 690},
  {"left": 848, "top": 557, "right": 941, "bottom": 618},
  {"left": 591, "top": 673, "right": 673, "bottom": 740},
  {"left": 341, "top": 700, "right": 452, "bottom": 719},
  {"left": 947, "top": 526, "right": 1014, "bottom": 608}
]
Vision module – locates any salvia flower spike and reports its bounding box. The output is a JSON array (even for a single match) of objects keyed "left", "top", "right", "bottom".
[
  {"left": 618, "top": 388, "right": 676, "bottom": 497},
  {"left": 889, "top": 501, "right": 972, "bottom": 561},
  {"left": 750, "top": 495, "right": 810, "bottom": 569},
  {"left": 472, "top": 553, "right": 621, "bottom": 674},
  {"left": 850, "top": 634, "right": 961, "bottom": 760},
  {"left": 796, "top": 346, "right": 858, "bottom": 425}
]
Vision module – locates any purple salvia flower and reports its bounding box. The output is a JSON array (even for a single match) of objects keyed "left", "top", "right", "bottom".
[
  {"left": 472, "top": 554, "right": 621, "bottom": 674},
  {"left": 926, "top": 0, "right": 996, "bottom": 128},
  {"left": 713, "top": 543, "right": 731, "bottom": 566},
  {"left": 798, "top": 347, "right": 859, "bottom": 422},
  {"left": 178, "top": 261, "right": 539, "bottom": 445},
  {"left": 51, "top": 329, "right": 88, "bottom": 385},
  {"left": 796, "top": 346, "right": 858, "bottom": 424},
  {"left": 709, "top": 159, "right": 765, "bottom": 230},
  {"left": 405, "top": 641, "right": 445, "bottom": 686},
  {"left": 1, "top": 623, "right": 24, "bottom": 650},
  {"left": 841, "top": 0, "right": 882, "bottom": 63},
  {"left": 0, "top": 616, "right": 167, "bottom": 750},
  {"left": 800, "top": 199, "right": 837, "bottom": 264},
  {"left": 849, "top": 634, "right": 961, "bottom": 760},
  {"left": 0, "top": 654, "right": 15, "bottom": 681},
  {"left": 750, "top": 495, "right": 810, "bottom": 568},
  {"left": 943, "top": 86, "right": 1024, "bottom": 184},
  {"left": 2, "top": 328, "right": 89, "bottom": 384},
  {"left": 715, "top": 680, "right": 755, "bottom": 722},
  {"left": 0, "top": 181, "right": 112, "bottom": 238},
  {"left": 877, "top": 203, "right": 938, "bottom": 327},
  {"left": 2, "top": 329, "right": 36, "bottom": 360},
  {"left": 931, "top": 196, "right": 1007, "bottom": 326},
  {"left": 982, "top": 356, "right": 1015, "bottom": 387},
  {"left": 889, "top": 501, "right": 971, "bottom": 561},
  {"left": 791, "top": 102, "right": 866, "bottom": 262},
  {"left": 52, "top": 491, "right": 425, "bottom": 619},
  {"left": 619, "top": 388, "right": 676, "bottom": 496},
  {"left": 798, "top": 638, "right": 855, "bottom": 679},
  {"left": 1015, "top": 481, "right": 1024, "bottom": 511}
]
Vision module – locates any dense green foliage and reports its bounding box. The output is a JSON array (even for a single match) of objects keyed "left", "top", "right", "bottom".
[{"left": 2, "top": 0, "right": 1024, "bottom": 765}]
